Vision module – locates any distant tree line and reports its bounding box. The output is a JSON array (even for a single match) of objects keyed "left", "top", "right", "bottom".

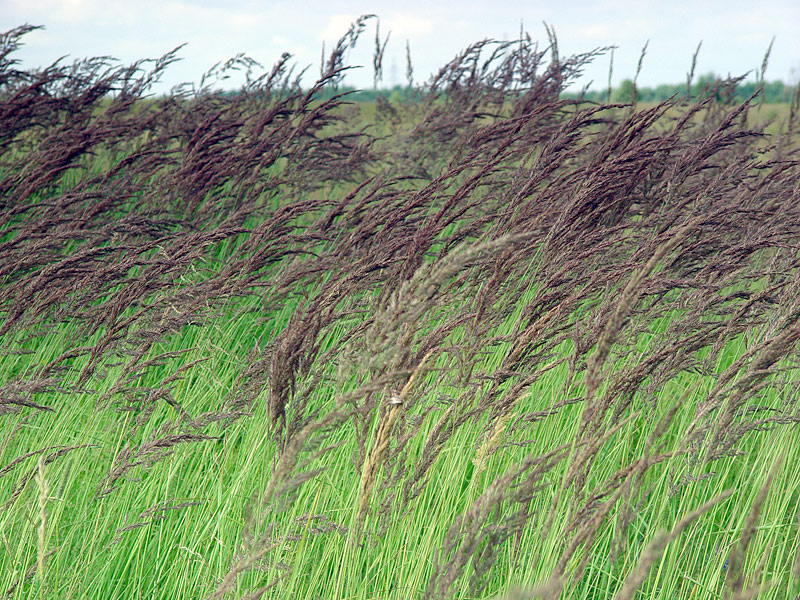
[
  {"left": 309, "top": 75, "right": 796, "bottom": 104},
  {"left": 564, "top": 73, "right": 796, "bottom": 103},
  {"left": 218, "top": 75, "right": 795, "bottom": 105}
]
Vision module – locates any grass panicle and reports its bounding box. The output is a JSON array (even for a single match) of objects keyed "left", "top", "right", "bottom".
[{"left": 2, "top": 18, "right": 800, "bottom": 600}]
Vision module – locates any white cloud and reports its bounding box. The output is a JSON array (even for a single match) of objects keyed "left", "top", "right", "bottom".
[
  {"left": 573, "top": 24, "right": 613, "bottom": 41},
  {"left": 320, "top": 14, "right": 361, "bottom": 43},
  {"left": 384, "top": 12, "right": 435, "bottom": 37},
  {"left": 5, "top": 0, "right": 100, "bottom": 23}
]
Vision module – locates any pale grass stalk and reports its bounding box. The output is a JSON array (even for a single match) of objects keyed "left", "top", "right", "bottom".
[
  {"left": 356, "top": 351, "right": 432, "bottom": 533},
  {"left": 473, "top": 411, "right": 513, "bottom": 473},
  {"left": 35, "top": 457, "right": 49, "bottom": 599},
  {"left": 460, "top": 411, "right": 515, "bottom": 532}
]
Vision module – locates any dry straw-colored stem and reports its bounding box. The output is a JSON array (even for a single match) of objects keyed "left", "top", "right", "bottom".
[
  {"left": 473, "top": 410, "right": 514, "bottom": 473},
  {"left": 35, "top": 458, "right": 49, "bottom": 598},
  {"left": 356, "top": 351, "right": 432, "bottom": 532}
]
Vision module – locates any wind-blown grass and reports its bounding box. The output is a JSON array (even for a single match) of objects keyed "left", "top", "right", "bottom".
[{"left": 2, "top": 20, "right": 800, "bottom": 600}]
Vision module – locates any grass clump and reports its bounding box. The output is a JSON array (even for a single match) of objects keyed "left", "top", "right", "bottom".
[{"left": 2, "top": 20, "right": 800, "bottom": 600}]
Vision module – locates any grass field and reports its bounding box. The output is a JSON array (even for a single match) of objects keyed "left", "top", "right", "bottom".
[{"left": 3, "top": 23, "right": 800, "bottom": 600}]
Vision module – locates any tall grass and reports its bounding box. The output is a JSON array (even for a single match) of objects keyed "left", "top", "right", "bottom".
[{"left": 2, "top": 21, "right": 800, "bottom": 599}]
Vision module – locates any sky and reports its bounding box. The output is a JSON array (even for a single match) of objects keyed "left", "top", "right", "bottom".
[{"left": 2, "top": 0, "right": 799, "bottom": 94}]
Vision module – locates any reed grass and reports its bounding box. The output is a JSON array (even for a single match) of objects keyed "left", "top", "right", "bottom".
[{"left": 2, "top": 21, "right": 800, "bottom": 600}]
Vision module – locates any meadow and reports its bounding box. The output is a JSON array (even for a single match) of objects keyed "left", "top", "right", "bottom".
[{"left": 2, "top": 21, "right": 800, "bottom": 599}]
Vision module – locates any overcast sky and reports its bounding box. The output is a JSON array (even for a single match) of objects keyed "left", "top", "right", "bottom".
[{"left": 3, "top": 0, "right": 799, "bottom": 94}]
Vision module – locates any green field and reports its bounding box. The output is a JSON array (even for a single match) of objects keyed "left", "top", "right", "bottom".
[{"left": 3, "top": 24, "right": 800, "bottom": 600}]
